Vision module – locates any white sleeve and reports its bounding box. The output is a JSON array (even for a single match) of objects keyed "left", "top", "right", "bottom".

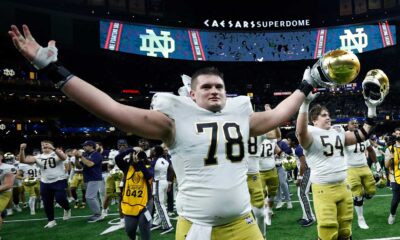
[
  {"left": 150, "top": 93, "right": 177, "bottom": 119},
  {"left": 231, "top": 96, "right": 253, "bottom": 116}
]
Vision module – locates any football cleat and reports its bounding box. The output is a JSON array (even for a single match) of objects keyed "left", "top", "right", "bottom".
[
  {"left": 44, "top": 220, "right": 57, "bottom": 228},
  {"left": 388, "top": 214, "right": 396, "bottom": 225},
  {"left": 63, "top": 209, "right": 71, "bottom": 220},
  {"left": 299, "top": 219, "right": 315, "bottom": 227},
  {"left": 275, "top": 201, "right": 285, "bottom": 209},
  {"left": 358, "top": 217, "right": 369, "bottom": 229},
  {"left": 160, "top": 227, "right": 174, "bottom": 235}
]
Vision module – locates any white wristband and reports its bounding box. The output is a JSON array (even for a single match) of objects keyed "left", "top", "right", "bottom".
[
  {"left": 297, "top": 176, "right": 303, "bottom": 180},
  {"left": 367, "top": 106, "right": 377, "bottom": 118},
  {"left": 299, "top": 102, "right": 309, "bottom": 113}
]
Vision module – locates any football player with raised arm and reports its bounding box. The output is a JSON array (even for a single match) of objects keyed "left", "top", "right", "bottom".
[
  {"left": 9, "top": 24, "right": 318, "bottom": 240},
  {"left": 344, "top": 119, "right": 377, "bottom": 229},
  {"left": 296, "top": 91, "right": 381, "bottom": 240},
  {"left": 19, "top": 141, "right": 71, "bottom": 228}
]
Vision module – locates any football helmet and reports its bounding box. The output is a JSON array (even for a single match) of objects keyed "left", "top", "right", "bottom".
[
  {"left": 24, "top": 177, "right": 38, "bottom": 187},
  {"left": 282, "top": 155, "right": 297, "bottom": 171},
  {"left": 376, "top": 176, "right": 387, "bottom": 188},
  {"left": 362, "top": 69, "right": 389, "bottom": 106},
  {"left": 311, "top": 49, "right": 360, "bottom": 87},
  {"left": 110, "top": 168, "right": 123, "bottom": 182},
  {"left": 3, "top": 152, "right": 15, "bottom": 164}
]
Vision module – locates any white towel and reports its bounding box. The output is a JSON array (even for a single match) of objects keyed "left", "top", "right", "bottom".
[
  {"left": 178, "top": 74, "right": 192, "bottom": 97},
  {"left": 186, "top": 223, "right": 212, "bottom": 240}
]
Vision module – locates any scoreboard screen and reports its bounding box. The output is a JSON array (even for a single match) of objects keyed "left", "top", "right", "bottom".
[{"left": 100, "top": 20, "right": 396, "bottom": 62}]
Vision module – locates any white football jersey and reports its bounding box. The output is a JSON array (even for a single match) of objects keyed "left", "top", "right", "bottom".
[
  {"left": 107, "top": 150, "right": 120, "bottom": 166},
  {"left": 373, "top": 145, "right": 383, "bottom": 158},
  {"left": 69, "top": 156, "right": 83, "bottom": 172},
  {"left": 19, "top": 163, "right": 40, "bottom": 179},
  {"left": 35, "top": 152, "right": 67, "bottom": 183},
  {"left": 247, "top": 136, "right": 264, "bottom": 174},
  {"left": 153, "top": 157, "right": 169, "bottom": 181},
  {"left": 259, "top": 138, "right": 277, "bottom": 171},
  {"left": 152, "top": 93, "right": 253, "bottom": 226},
  {"left": 344, "top": 140, "right": 370, "bottom": 167},
  {"left": 305, "top": 125, "right": 347, "bottom": 184},
  {"left": 0, "top": 163, "right": 16, "bottom": 192}
]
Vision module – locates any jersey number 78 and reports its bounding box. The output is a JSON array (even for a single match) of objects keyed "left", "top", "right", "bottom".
[{"left": 196, "top": 122, "right": 244, "bottom": 166}]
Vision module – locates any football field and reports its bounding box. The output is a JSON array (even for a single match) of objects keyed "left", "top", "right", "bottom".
[{"left": 3, "top": 184, "right": 400, "bottom": 240}]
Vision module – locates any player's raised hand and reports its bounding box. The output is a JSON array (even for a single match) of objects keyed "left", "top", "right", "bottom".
[
  {"left": 304, "top": 91, "right": 319, "bottom": 105},
  {"left": 9, "top": 25, "right": 41, "bottom": 61},
  {"left": 20, "top": 143, "right": 27, "bottom": 150},
  {"left": 8, "top": 24, "right": 58, "bottom": 69},
  {"left": 302, "top": 66, "right": 317, "bottom": 87}
]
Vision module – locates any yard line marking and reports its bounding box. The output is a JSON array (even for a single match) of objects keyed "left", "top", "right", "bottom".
[
  {"left": 4, "top": 213, "right": 119, "bottom": 223},
  {"left": 363, "top": 237, "right": 400, "bottom": 240},
  {"left": 291, "top": 193, "right": 392, "bottom": 203},
  {"left": 5, "top": 194, "right": 393, "bottom": 223}
]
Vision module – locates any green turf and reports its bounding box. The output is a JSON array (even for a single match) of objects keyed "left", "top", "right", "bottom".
[{"left": 3, "top": 184, "right": 399, "bottom": 240}]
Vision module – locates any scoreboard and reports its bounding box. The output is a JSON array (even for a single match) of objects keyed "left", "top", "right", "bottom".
[{"left": 100, "top": 20, "right": 396, "bottom": 62}]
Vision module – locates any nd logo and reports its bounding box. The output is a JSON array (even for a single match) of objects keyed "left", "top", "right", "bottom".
[
  {"left": 339, "top": 28, "right": 368, "bottom": 53},
  {"left": 140, "top": 29, "right": 175, "bottom": 58}
]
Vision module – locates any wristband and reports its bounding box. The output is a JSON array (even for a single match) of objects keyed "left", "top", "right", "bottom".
[
  {"left": 360, "top": 127, "right": 369, "bottom": 138},
  {"left": 40, "top": 61, "right": 74, "bottom": 89},
  {"left": 367, "top": 106, "right": 377, "bottom": 118},
  {"left": 365, "top": 117, "right": 376, "bottom": 126},
  {"left": 299, "top": 102, "right": 309, "bottom": 113},
  {"left": 354, "top": 130, "right": 363, "bottom": 143},
  {"left": 297, "top": 176, "right": 303, "bottom": 180},
  {"left": 297, "top": 81, "right": 314, "bottom": 96}
]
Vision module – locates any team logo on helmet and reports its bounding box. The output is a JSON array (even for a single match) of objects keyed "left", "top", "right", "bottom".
[
  {"left": 110, "top": 168, "right": 123, "bottom": 182},
  {"left": 362, "top": 69, "right": 389, "bottom": 106},
  {"left": 24, "top": 177, "right": 38, "bottom": 187},
  {"left": 282, "top": 155, "right": 297, "bottom": 171}
]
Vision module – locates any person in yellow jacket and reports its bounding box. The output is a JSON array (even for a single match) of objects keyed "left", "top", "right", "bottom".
[
  {"left": 385, "top": 128, "right": 400, "bottom": 225},
  {"left": 115, "top": 147, "right": 154, "bottom": 240}
]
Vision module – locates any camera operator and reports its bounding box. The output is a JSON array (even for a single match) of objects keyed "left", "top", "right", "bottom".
[
  {"left": 115, "top": 147, "right": 154, "bottom": 240},
  {"left": 385, "top": 128, "right": 400, "bottom": 224}
]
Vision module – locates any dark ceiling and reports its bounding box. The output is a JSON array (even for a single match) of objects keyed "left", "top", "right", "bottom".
[{"left": 2, "top": 0, "right": 400, "bottom": 29}]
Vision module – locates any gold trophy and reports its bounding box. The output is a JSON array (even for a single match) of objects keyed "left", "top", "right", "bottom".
[{"left": 310, "top": 49, "right": 361, "bottom": 88}]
